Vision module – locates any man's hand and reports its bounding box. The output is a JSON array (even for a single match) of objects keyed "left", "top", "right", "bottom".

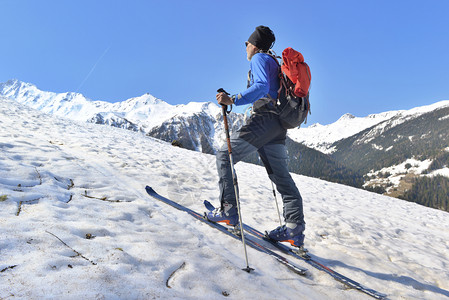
[{"left": 216, "top": 92, "right": 234, "bottom": 106}]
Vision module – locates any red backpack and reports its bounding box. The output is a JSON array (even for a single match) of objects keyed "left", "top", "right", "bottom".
[
  {"left": 273, "top": 47, "right": 311, "bottom": 129},
  {"left": 281, "top": 47, "right": 311, "bottom": 98}
]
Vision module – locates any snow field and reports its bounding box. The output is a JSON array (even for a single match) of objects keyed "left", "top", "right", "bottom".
[{"left": 1, "top": 97, "right": 449, "bottom": 299}]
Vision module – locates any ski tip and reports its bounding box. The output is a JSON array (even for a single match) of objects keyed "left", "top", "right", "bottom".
[
  {"left": 203, "top": 200, "right": 216, "bottom": 211},
  {"left": 145, "top": 186, "right": 155, "bottom": 193}
]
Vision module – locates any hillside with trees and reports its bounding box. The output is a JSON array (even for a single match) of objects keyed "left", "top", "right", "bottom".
[{"left": 400, "top": 175, "right": 449, "bottom": 212}]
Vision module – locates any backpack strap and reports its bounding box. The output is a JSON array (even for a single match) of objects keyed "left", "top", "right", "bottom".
[{"left": 263, "top": 51, "right": 285, "bottom": 102}]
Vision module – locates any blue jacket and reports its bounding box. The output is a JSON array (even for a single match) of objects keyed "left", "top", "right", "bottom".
[{"left": 234, "top": 53, "right": 280, "bottom": 106}]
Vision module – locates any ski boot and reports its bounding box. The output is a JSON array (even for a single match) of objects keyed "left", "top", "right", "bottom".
[
  {"left": 205, "top": 202, "right": 239, "bottom": 226},
  {"left": 267, "top": 223, "right": 310, "bottom": 259}
]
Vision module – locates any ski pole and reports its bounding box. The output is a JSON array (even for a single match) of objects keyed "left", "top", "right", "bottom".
[
  {"left": 271, "top": 181, "right": 283, "bottom": 227},
  {"left": 218, "top": 88, "right": 254, "bottom": 273}
]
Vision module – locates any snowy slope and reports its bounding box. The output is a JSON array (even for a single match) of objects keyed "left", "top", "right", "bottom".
[
  {"left": 1, "top": 97, "right": 449, "bottom": 299},
  {"left": 289, "top": 100, "right": 449, "bottom": 154}
]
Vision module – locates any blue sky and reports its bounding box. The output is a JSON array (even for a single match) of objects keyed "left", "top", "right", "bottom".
[{"left": 1, "top": 0, "right": 448, "bottom": 125}]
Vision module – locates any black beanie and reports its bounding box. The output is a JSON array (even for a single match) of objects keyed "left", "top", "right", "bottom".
[{"left": 247, "top": 26, "right": 275, "bottom": 51}]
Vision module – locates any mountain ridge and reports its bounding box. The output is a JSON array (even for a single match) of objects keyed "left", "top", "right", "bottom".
[
  {"left": 4, "top": 79, "right": 448, "bottom": 152},
  {"left": 289, "top": 100, "right": 449, "bottom": 154}
]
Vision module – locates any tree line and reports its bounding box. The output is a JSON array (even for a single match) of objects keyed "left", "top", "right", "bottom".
[{"left": 400, "top": 175, "right": 449, "bottom": 212}]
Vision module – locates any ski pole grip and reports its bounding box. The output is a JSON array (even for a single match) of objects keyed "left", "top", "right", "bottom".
[
  {"left": 217, "top": 88, "right": 230, "bottom": 95},
  {"left": 217, "top": 88, "right": 232, "bottom": 153},
  {"left": 217, "top": 88, "right": 232, "bottom": 114}
]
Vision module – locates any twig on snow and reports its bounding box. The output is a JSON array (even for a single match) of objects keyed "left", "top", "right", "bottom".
[
  {"left": 68, "top": 179, "right": 74, "bottom": 190},
  {"left": 34, "top": 167, "right": 42, "bottom": 185},
  {"left": 16, "top": 198, "right": 40, "bottom": 216},
  {"left": 66, "top": 194, "right": 73, "bottom": 203},
  {"left": 16, "top": 202, "right": 22, "bottom": 216},
  {"left": 45, "top": 231, "right": 97, "bottom": 265},
  {"left": 82, "top": 190, "right": 129, "bottom": 202},
  {"left": 82, "top": 191, "right": 109, "bottom": 201},
  {"left": 166, "top": 262, "right": 186, "bottom": 288},
  {"left": 0, "top": 265, "right": 17, "bottom": 273}
]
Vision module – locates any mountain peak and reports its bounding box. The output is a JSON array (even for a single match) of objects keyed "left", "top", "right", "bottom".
[
  {"left": 1, "top": 79, "right": 36, "bottom": 95},
  {"left": 338, "top": 113, "right": 356, "bottom": 121},
  {"left": 118, "top": 94, "right": 166, "bottom": 110}
]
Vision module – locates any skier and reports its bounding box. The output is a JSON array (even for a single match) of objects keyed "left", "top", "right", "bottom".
[{"left": 207, "top": 26, "right": 306, "bottom": 248}]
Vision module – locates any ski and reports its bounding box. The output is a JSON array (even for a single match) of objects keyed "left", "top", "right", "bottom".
[
  {"left": 145, "top": 186, "right": 307, "bottom": 276},
  {"left": 204, "top": 200, "right": 387, "bottom": 300}
]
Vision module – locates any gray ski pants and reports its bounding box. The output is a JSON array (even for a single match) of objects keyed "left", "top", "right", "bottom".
[{"left": 216, "top": 110, "right": 304, "bottom": 224}]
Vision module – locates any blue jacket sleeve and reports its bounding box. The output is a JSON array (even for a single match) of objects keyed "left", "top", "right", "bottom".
[{"left": 233, "top": 54, "right": 271, "bottom": 106}]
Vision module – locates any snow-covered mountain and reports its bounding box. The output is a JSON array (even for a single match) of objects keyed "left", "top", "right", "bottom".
[
  {"left": 1, "top": 96, "right": 449, "bottom": 299},
  {"left": 289, "top": 100, "right": 449, "bottom": 154},
  {"left": 0, "top": 79, "right": 244, "bottom": 153},
  {"left": 287, "top": 99, "right": 449, "bottom": 207},
  {"left": 4, "top": 79, "right": 448, "bottom": 157},
  {"left": 0, "top": 79, "right": 202, "bottom": 126}
]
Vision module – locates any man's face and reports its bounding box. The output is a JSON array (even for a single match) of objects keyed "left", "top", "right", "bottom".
[{"left": 246, "top": 42, "right": 259, "bottom": 61}]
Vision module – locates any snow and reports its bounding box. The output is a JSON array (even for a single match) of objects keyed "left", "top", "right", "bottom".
[
  {"left": 1, "top": 97, "right": 449, "bottom": 299},
  {"left": 365, "top": 158, "right": 433, "bottom": 189},
  {"left": 381, "top": 158, "right": 433, "bottom": 176},
  {"left": 372, "top": 144, "right": 384, "bottom": 151},
  {"left": 288, "top": 100, "right": 449, "bottom": 154},
  {"left": 403, "top": 100, "right": 449, "bottom": 117},
  {"left": 0, "top": 79, "right": 222, "bottom": 130},
  {"left": 288, "top": 111, "right": 400, "bottom": 153},
  {"left": 430, "top": 168, "right": 449, "bottom": 178},
  {"left": 0, "top": 80, "right": 230, "bottom": 155}
]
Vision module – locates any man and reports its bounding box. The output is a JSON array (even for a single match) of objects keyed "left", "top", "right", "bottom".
[{"left": 207, "top": 26, "right": 305, "bottom": 248}]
